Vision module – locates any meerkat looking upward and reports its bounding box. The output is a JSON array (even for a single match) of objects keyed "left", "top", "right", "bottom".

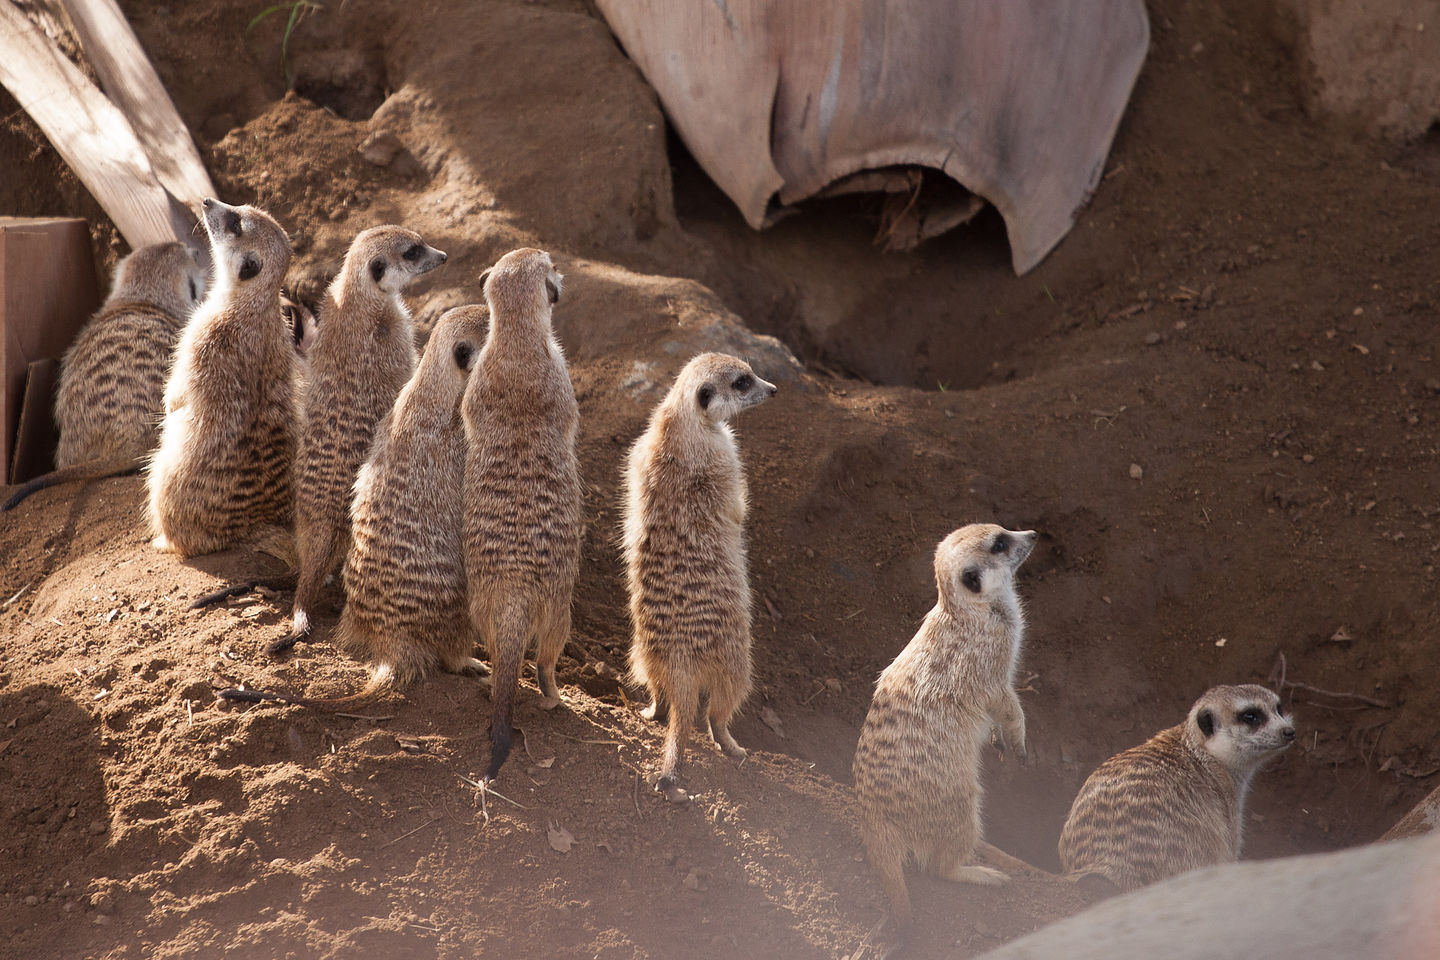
[{"left": 852, "top": 523, "right": 1038, "bottom": 932}]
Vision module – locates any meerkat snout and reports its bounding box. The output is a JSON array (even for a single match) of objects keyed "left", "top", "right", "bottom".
[
  {"left": 940, "top": 527, "right": 1037, "bottom": 599},
  {"left": 695, "top": 365, "right": 777, "bottom": 421}
]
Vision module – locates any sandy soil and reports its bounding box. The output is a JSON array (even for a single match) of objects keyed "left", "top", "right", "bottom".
[{"left": 2, "top": 0, "right": 1439, "bottom": 957}]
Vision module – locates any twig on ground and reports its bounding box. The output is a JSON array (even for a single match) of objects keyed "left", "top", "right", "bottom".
[
  {"left": 1283, "top": 680, "right": 1388, "bottom": 709},
  {"left": 382, "top": 816, "right": 439, "bottom": 848}
]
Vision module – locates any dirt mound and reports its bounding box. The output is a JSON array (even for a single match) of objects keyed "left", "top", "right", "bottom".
[{"left": 3, "top": 0, "right": 1440, "bottom": 957}]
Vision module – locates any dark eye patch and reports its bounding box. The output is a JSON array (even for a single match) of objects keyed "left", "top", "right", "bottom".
[
  {"left": 1197, "top": 709, "right": 1215, "bottom": 738},
  {"left": 453, "top": 341, "right": 474, "bottom": 370},
  {"left": 991, "top": 533, "right": 1010, "bottom": 554},
  {"left": 1238, "top": 708, "right": 1265, "bottom": 727},
  {"left": 733, "top": 374, "right": 753, "bottom": 391},
  {"left": 403, "top": 244, "right": 422, "bottom": 262},
  {"left": 238, "top": 256, "right": 260, "bottom": 281},
  {"left": 224, "top": 211, "right": 243, "bottom": 238},
  {"left": 188, "top": 278, "right": 198, "bottom": 301}
]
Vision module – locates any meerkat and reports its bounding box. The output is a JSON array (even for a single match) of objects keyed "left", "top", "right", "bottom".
[
  {"left": 262, "top": 225, "right": 447, "bottom": 656},
  {"left": 1058, "top": 683, "right": 1295, "bottom": 892},
  {"left": 852, "top": 523, "right": 1038, "bottom": 932},
  {"left": 462, "top": 248, "right": 581, "bottom": 784},
  {"left": 2, "top": 241, "right": 207, "bottom": 512},
  {"left": 281, "top": 287, "right": 318, "bottom": 358},
  {"left": 219, "top": 305, "right": 490, "bottom": 710},
  {"left": 622, "top": 353, "right": 777, "bottom": 804},
  {"left": 146, "top": 198, "right": 298, "bottom": 559}
]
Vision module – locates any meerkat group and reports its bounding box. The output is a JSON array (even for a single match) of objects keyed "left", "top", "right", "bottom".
[{"left": 4, "top": 197, "right": 1306, "bottom": 949}]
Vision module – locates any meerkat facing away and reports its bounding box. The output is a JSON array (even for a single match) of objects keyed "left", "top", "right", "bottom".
[
  {"left": 146, "top": 198, "right": 298, "bottom": 559},
  {"left": 2, "top": 242, "right": 207, "bottom": 511},
  {"left": 852, "top": 523, "right": 1038, "bottom": 931},
  {"left": 1058, "top": 683, "right": 1295, "bottom": 892},
  {"left": 462, "top": 248, "right": 582, "bottom": 783},
  {"left": 218, "top": 306, "right": 490, "bottom": 712},
  {"left": 623, "top": 353, "right": 777, "bottom": 804},
  {"left": 267, "top": 225, "right": 447, "bottom": 656}
]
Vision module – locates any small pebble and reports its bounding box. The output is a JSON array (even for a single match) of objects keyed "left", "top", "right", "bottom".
[
  {"left": 1143, "top": 331, "right": 1162, "bottom": 346},
  {"left": 1129, "top": 463, "right": 1144, "bottom": 480}
]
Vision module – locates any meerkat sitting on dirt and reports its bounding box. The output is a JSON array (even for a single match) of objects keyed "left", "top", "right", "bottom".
[
  {"left": 462, "top": 248, "right": 583, "bottom": 784},
  {"left": 1058, "top": 683, "right": 1295, "bottom": 892},
  {"left": 266, "top": 225, "right": 447, "bottom": 656},
  {"left": 852, "top": 523, "right": 1038, "bottom": 933},
  {"left": 2, "top": 241, "right": 207, "bottom": 511},
  {"left": 622, "top": 353, "right": 777, "bottom": 804},
  {"left": 146, "top": 198, "right": 299, "bottom": 560}
]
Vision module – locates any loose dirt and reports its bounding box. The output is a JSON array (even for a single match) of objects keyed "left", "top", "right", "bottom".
[{"left": 2, "top": 1, "right": 1438, "bottom": 957}]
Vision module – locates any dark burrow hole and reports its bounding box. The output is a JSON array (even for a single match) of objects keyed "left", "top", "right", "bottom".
[
  {"left": 292, "top": 47, "right": 389, "bottom": 122},
  {"left": 664, "top": 125, "right": 1044, "bottom": 392}
]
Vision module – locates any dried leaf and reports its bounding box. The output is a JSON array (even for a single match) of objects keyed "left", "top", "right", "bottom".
[
  {"left": 535, "top": 757, "right": 555, "bottom": 768},
  {"left": 547, "top": 822, "right": 574, "bottom": 853},
  {"left": 0, "top": 738, "right": 12, "bottom": 756}
]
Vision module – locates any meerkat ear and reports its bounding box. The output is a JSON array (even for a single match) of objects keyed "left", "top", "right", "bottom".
[
  {"left": 238, "top": 256, "right": 261, "bottom": 281},
  {"left": 370, "top": 259, "right": 386, "bottom": 284},
  {"left": 453, "top": 341, "right": 475, "bottom": 371},
  {"left": 697, "top": 384, "right": 715, "bottom": 410},
  {"left": 479, "top": 268, "right": 493, "bottom": 286},
  {"left": 545, "top": 277, "right": 560, "bottom": 305},
  {"left": 960, "top": 568, "right": 982, "bottom": 594},
  {"left": 1197, "top": 709, "right": 1215, "bottom": 738}
]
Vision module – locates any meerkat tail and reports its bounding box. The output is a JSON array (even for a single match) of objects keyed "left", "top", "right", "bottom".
[
  {"left": 189, "top": 572, "right": 297, "bottom": 610},
  {"left": 483, "top": 605, "right": 529, "bottom": 783},
  {"left": 2, "top": 455, "right": 147, "bottom": 511},
  {"left": 657, "top": 683, "right": 700, "bottom": 803},
  {"left": 868, "top": 840, "right": 914, "bottom": 929},
  {"left": 217, "top": 667, "right": 393, "bottom": 711}
]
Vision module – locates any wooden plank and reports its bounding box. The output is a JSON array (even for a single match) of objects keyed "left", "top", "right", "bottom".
[
  {"left": 0, "top": 219, "right": 101, "bottom": 484},
  {"left": 0, "top": 1, "right": 177, "bottom": 248},
  {"left": 61, "top": 0, "right": 214, "bottom": 231},
  {"left": 596, "top": 0, "right": 1149, "bottom": 274},
  {"left": 11, "top": 358, "right": 59, "bottom": 485}
]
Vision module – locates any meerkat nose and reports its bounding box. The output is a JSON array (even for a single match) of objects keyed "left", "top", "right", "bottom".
[
  {"left": 1282, "top": 725, "right": 1296, "bottom": 740},
  {"left": 437, "top": 250, "right": 448, "bottom": 263},
  {"left": 202, "top": 197, "right": 215, "bottom": 209},
  {"left": 768, "top": 384, "right": 778, "bottom": 397}
]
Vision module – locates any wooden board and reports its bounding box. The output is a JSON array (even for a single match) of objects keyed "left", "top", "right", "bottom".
[
  {"left": 62, "top": 0, "right": 214, "bottom": 231},
  {"left": 0, "top": 1, "right": 179, "bottom": 248},
  {"left": 0, "top": 219, "right": 101, "bottom": 484},
  {"left": 597, "top": 0, "right": 1149, "bottom": 273}
]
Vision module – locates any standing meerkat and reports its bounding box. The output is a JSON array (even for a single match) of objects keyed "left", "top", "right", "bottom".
[
  {"left": 147, "top": 198, "right": 298, "bottom": 559},
  {"left": 268, "top": 225, "right": 447, "bottom": 655},
  {"left": 1058, "top": 683, "right": 1295, "bottom": 892},
  {"left": 622, "top": 353, "right": 777, "bottom": 804},
  {"left": 853, "top": 523, "right": 1037, "bottom": 932},
  {"left": 219, "top": 305, "right": 492, "bottom": 712},
  {"left": 462, "top": 248, "right": 582, "bottom": 783},
  {"left": 3, "top": 241, "right": 207, "bottom": 511}
]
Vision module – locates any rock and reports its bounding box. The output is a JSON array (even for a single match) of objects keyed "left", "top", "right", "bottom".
[
  {"left": 1129, "top": 463, "right": 1144, "bottom": 480},
  {"left": 359, "top": 131, "right": 404, "bottom": 166},
  {"left": 1143, "top": 331, "right": 1163, "bottom": 345}
]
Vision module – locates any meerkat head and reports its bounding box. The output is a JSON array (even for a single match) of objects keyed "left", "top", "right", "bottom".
[
  {"left": 111, "top": 241, "right": 209, "bottom": 319},
  {"left": 1188, "top": 684, "right": 1295, "bottom": 780},
  {"left": 934, "top": 523, "right": 1038, "bottom": 607},
  {"left": 674, "top": 353, "right": 777, "bottom": 424},
  {"left": 280, "top": 288, "right": 318, "bottom": 357},
  {"left": 199, "top": 198, "right": 291, "bottom": 298},
  {"left": 428, "top": 304, "right": 489, "bottom": 384},
  {"left": 350, "top": 225, "right": 448, "bottom": 298},
  {"left": 478, "top": 247, "right": 563, "bottom": 329}
]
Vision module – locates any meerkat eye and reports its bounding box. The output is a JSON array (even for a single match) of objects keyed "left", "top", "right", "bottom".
[
  {"left": 990, "top": 534, "right": 1010, "bottom": 554},
  {"left": 732, "top": 374, "right": 754, "bottom": 392},
  {"left": 403, "top": 244, "right": 422, "bottom": 262},
  {"left": 1238, "top": 708, "right": 1264, "bottom": 726},
  {"left": 224, "top": 211, "right": 243, "bottom": 237},
  {"left": 188, "top": 278, "right": 198, "bottom": 301}
]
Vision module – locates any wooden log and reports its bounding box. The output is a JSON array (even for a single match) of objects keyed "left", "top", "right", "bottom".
[
  {"left": 61, "top": 0, "right": 214, "bottom": 226},
  {"left": 0, "top": 0, "right": 177, "bottom": 248}
]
